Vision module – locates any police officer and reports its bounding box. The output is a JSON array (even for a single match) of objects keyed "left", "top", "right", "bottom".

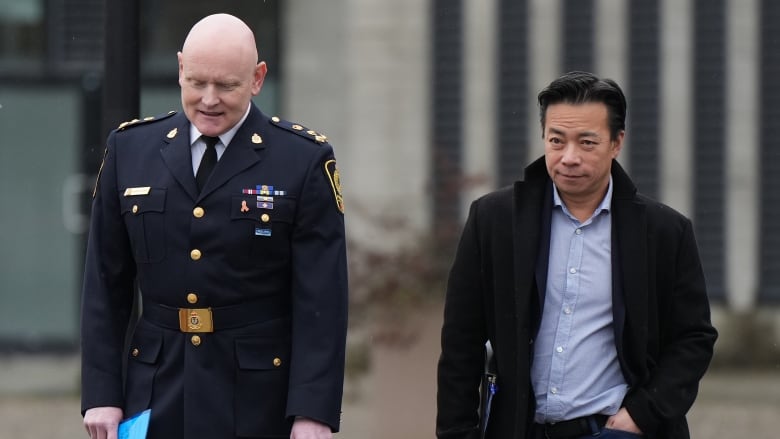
[{"left": 81, "top": 14, "right": 347, "bottom": 439}]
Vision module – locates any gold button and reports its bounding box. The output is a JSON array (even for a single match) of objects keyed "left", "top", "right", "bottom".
[
  {"left": 272, "top": 116, "right": 280, "bottom": 123},
  {"left": 261, "top": 213, "right": 270, "bottom": 223},
  {"left": 190, "top": 249, "right": 202, "bottom": 260},
  {"left": 131, "top": 348, "right": 139, "bottom": 357},
  {"left": 307, "top": 130, "right": 316, "bottom": 135},
  {"left": 273, "top": 357, "right": 282, "bottom": 367},
  {"left": 292, "top": 124, "right": 303, "bottom": 131},
  {"left": 193, "top": 207, "right": 204, "bottom": 218},
  {"left": 132, "top": 205, "right": 139, "bottom": 214},
  {"left": 187, "top": 293, "right": 198, "bottom": 304},
  {"left": 191, "top": 335, "right": 201, "bottom": 346}
]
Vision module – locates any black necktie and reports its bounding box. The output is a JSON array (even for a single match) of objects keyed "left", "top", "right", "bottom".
[{"left": 196, "top": 136, "right": 219, "bottom": 191}]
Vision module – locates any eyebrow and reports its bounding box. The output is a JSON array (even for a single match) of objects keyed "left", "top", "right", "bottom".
[
  {"left": 578, "top": 131, "right": 601, "bottom": 138},
  {"left": 547, "top": 127, "right": 601, "bottom": 138}
]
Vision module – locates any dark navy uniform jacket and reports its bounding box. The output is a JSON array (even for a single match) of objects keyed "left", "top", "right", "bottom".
[{"left": 81, "top": 103, "right": 348, "bottom": 438}]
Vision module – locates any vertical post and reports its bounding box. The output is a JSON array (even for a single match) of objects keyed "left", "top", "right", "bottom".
[
  {"left": 431, "top": 0, "right": 464, "bottom": 233},
  {"left": 100, "top": 0, "right": 141, "bottom": 353},
  {"left": 693, "top": 0, "right": 726, "bottom": 301},
  {"left": 628, "top": 0, "right": 660, "bottom": 198},
  {"left": 562, "top": 0, "right": 595, "bottom": 72},
  {"left": 759, "top": 0, "right": 780, "bottom": 302},
  {"left": 102, "top": 0, "right": 140, "bottom": 137},
  {"left": 496, "top": 0, "right": 528, "bottom": 187}
]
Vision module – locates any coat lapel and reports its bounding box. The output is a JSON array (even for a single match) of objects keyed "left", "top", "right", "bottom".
[
  {"left": 513, "top": 158, "right": 551, "bottom": 338},
  {"left": 610, "top": 161, "right": 647, "bottom": 384},
  {"left": 160, "top": 114, "right": 199, "bottom": 201},
  {"left": 160, "top": 105, "right": 269, "bottom": 202},
  {"left": 509, "top": 158, "right": 551, "bottom": 437},
  {"left": 197, "top": 110, "right": 267, "bottom": 200},
  {"left": 534, "top": 182, "right": 553, "bottom": 321}
]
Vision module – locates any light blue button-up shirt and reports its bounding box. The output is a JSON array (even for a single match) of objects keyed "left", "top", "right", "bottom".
[{"left": 532, "top": 178, "right": 628, "bottom": 423}]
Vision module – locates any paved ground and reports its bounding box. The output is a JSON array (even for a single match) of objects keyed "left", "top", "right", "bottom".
[
  {"left": 2, "top": 309, "right": 779, "bottom": 438},
  {"left": 2, "top": 370, "right": 777, "bottom": 438},
  {"left": 0, "top": 364, "right": 780, "bottom": 439}
]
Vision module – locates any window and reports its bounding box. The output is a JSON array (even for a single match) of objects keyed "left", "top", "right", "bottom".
[{"left": 0, "top": 0, "right": 45, "bottom": 73}]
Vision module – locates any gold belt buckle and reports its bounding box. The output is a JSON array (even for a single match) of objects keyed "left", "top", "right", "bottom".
[{"left": 178, "top": 308, "right": 214, "bottom": 333}]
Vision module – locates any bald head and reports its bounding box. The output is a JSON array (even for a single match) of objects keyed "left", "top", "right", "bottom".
[
  {"left": 182, "top": 14, "right": 258, "bottom": 70},
  {"left": 177, "top": 13, "right": 267, "bottom": 136}
]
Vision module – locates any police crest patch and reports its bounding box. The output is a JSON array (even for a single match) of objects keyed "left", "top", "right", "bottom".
[{"left": 324, "top": 159, "right": 344, "bottom": 214}]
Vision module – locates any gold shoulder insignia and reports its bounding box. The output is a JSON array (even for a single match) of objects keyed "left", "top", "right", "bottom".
[
  {"left": 116, "top": 111, "right": 178, "bottom": 131},
  {"left": 270, "top": 116, "right": 329, "bottom": 144},
  {"left": 324, "top": 159, "right": 344, "bottom": 214}
]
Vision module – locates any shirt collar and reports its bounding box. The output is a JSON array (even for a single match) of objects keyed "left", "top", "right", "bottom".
[
  {"left": 553, "top": 176, "right": 614, "bottom": 217},
  {"left": 189, "top": 103, "right": 252, "bottom": 147}
]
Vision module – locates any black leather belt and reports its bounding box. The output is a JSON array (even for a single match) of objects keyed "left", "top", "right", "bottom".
[
  {"left": 538, "top": 414, "right": 608, "bottom": 439},
  {"left": 142, "top": 296, "right": 289, "bottom": 333}
]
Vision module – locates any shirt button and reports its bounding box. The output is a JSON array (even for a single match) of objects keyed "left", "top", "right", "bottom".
[
  {"left": 564, "top": 307, "right": 572, "bottom": 315},
  {"left": 575, "top": 228, "right": 582, "bottom": 235},
  {"left": 190, "top": 249, "right": 202, "bottom": 260},
  {"left": 191, "top": 335, "right": 201, "bottom": 346},
  {"left": 193, "top": 207, "right": 205, "bottom": 218},
  {"left": 551, "top": 387, "right": 558, "bottom": 394},
  {"left": 569, "top": 267, "right": 577, "bottom": 274},
  {"left": 187, "top": 293, "right": 198, "bottom": 304},
  {"left": 556, "top": 346, "right": 564, "bottom": 353}
]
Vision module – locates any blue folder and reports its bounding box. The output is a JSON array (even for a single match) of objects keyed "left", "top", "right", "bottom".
[{"left": 118, "top": 409, "right": 151, "bottom": 439}]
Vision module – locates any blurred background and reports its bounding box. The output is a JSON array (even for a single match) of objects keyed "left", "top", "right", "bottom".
[{"left": 1, "top": 0, "right": 779, "bottom": 437}]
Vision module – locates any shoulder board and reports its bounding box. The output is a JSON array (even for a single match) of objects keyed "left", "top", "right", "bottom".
[
  {"left": 270, "top": 116, "right": 329, "bottom": 144},
  {"left": 117, "top": 110, "right": 177, "bottom": 131}
]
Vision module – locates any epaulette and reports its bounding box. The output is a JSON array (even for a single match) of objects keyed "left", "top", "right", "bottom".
[
  {"left": 117, "top": 110, "right": 177, "bottom": 131},
  {"left": 270, "top": 116, "right": 329, "bottom": 144}
]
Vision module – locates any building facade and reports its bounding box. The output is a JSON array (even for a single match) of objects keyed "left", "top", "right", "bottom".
[{"left": 0, "top": 0, "right": 777, "bottom": 354}]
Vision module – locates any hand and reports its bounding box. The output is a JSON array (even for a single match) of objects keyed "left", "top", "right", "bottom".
[
  {"left": 606, "top": 407, "right": 643, "bottom": 434},
  {"left": 290, "top": 417, "right": 332, "bottom": 439},
  {"left": 83, "top": 406, "right": 123, "bottom": 439}
]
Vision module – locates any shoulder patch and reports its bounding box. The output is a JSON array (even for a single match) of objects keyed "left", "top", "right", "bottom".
[
  {"left": 270, "top": 116, "right": 329, "bottom": 144},
  {"left": 117, "top": 110, "right": 177, "bottom": 131},
  {"left": 324, "top": 159, "right": 345, "bottom": 214}
]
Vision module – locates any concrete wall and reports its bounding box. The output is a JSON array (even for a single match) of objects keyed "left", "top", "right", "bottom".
[{"left": 284, "top": 0, "right": 431, "bottom": 248}]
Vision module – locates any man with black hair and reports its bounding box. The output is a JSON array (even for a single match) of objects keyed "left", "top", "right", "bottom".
[{"left": 437, "top": 71, "right": 716, "bottom": 439}]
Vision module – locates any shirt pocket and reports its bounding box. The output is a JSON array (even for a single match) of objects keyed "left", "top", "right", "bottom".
[
  {"left": 120, "top": 188, "right": 167, "bottom": 263},
  {"left": 228, "top": 196, "right": 296, "bottom": 268},
  {"left": 234, "top": 335, "right": 292, "bottom": 437}
]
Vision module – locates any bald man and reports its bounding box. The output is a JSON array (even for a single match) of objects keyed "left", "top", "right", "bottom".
[{"left": 81, "top": 14, "right": 348, "bottom": 439}]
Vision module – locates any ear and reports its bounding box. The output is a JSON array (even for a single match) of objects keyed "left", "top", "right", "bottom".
[
  {"left": 177, "top": 52, "right": 185, "bottom": 87},
  {"left": 251, "top": 62, "right": 268, "bottom": 96},
  {"left": 611, "top": 130, "right": 625, "bottom": 159}
]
